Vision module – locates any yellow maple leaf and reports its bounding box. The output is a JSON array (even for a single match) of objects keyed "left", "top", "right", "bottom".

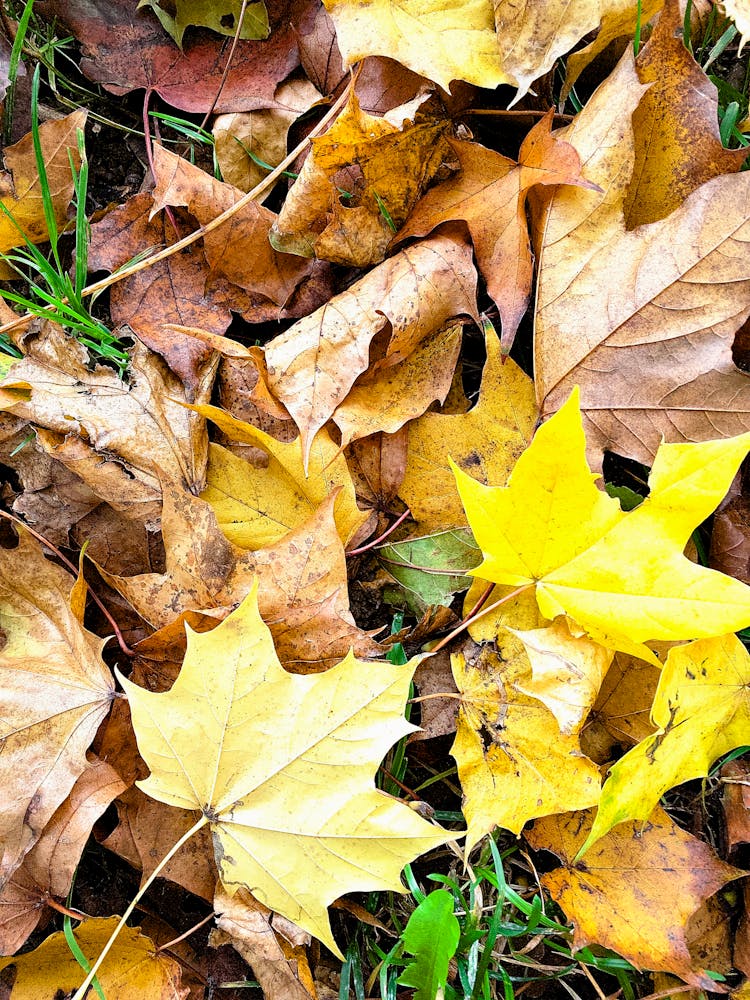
[
  {"left": 118, "top": 582, "right": 451, "bottom": 957},
  {"left": 580, "top": 633, "right": 750, "bottom": 854},
  {"left": 454, "top": 388, "right": 750, "bottom": 662}
]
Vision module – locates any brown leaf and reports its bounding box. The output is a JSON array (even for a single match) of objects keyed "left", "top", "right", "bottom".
[
  {"left": 720, "top": 758, "right": 750, "bottom": 855},
  {"left": 270, "top": 92, "right": 455, "bottom": 266},
  {"left": 102, "top": 787, "right": 216, "bottom": 901},
  {"left": 399, "top": 113, "right": 597, "bottom": 351},
  {"left": 411, "top": 648, "right": 460, "bottom": 741},
  {"left": 526, "top": 806, "right": 742, "bottom": 988},
  {"left": 88, "top": 193, "right": 257, "bottom": 390},
  {"left": 37, "top": 0, "right": 303, "bottom": 113},
  {"left": 710, "top": 467, "right": 750, "bottom": 584},
  {"left": 264, "top": 234, "right": 478, "bottom": 468},
  {"left": 0, "top": 532, "right": 115, "bottom": 883},
  {"left": 345, "top": 429, "right": 409, "bottom": 512},
  {"left": 0, "top": 327, "right": 213, "bottom": 517},
  {"left": 213, "top": 887, "right": 314, "bottom": 1000},
  {"left": 151, "top": 145, "right": 330, "bottom": 312},
  {"left": 534, "top": 49, "right": 750, "bottom": 465},
  {"left": 104, "top": 482, "right": 381, "bottom": 669},
  {"left": 623, "top": 0, "right": 747, "bottom": 228},
  {"left": 0, "top": 757, "right": 125, "bottom": 955}
]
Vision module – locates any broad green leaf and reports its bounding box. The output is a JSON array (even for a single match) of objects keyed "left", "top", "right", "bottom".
[
  {"left": 139, "top": 0, "right": 269, "bottom": 47},
  {"left": 379, "top": 528, "right": 481, "bottom": 615},
  {"left": 119, "top": 582, "right": 452, "bottom": 957},
  {"left": 454, "top": 388, "right": 750, "bottom": 661},
  {"left": 580, "top": 633, "right": 750, "bottom": 854},
  {"left": 398, "top": 889, "right": 460, "bottom": 1000}
]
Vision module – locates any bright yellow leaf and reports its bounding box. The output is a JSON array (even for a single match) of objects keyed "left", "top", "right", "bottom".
[
  {"left": 454, "top": 388, "right": 750, "bottom": 661},
  {"left": 580, "top": 634, "right": 750, "bottom": 854},
  {"left": 0, "top": 917, "right": 186, "bottom": 998},
  {"left": 119, "top": 582, "right": 451, "bottom": 957}
]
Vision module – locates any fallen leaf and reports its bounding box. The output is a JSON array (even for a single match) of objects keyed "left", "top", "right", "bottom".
[
  {"left": 710, "top": 467, "right": 750, "bottom": 584},
  {"left": 581, "top": 634, "right": 750, "bottom": 853},
  {"left": 151, "top": 145, "right": 327, "bottom": 312},
  {"left": 399, "top": 321, "right": 537, "bottom": 533},
  {"left": 451, "top": 632, "right": 601, "bottom": 849},
  {"left": 379, "top": 527, "right": 480, "bottom": 616},
  {"left": 263, "top": 234, "right": 478, "bottom": 468},
  {"left": 0, "top": 916, "right": 188, "bottom": 998},
  {"left": 322, "top": 0, "right": 507, "bottom": 92},
  {"left": 119, "top": 583, "right": 452, "bottom": 956},
  {"left": 0, "top": 757, "right": 125, "bottom": 955},
  {"left": 512, "top": 621, "right": 614, "bottom": 736},
  {"left": 138, "top": 0, "right": 269, "bottom": 47},
  {"left": 722, "top": 0, "right": 750, "bottom": 50},
  {"left": 0, "top": 327, "right": 213, "bottom": 516},
  {"left": 579, "top": 650, "right": 659, "bottom": 763},
  {"left": 454, "top": 388, "right": 750, "bottom": 662},
  {"left": 270, "top": 92, "right": 455, "bottom": 265},
  {"left": 0, "top": 531, "right": 115, "bottom": 884},
  {"left": 38, "top": 0, "right": 301, "bottom": 113},
  {"left": 533, "top": 48, "right": 750, "bottom": 465},
  {"left": 104, "top": 482, "right": 381, "bottom": 668},
  {"left": 345, "top": 429, "right": 409, "bottom": 513},
  {"left": 333, "top": 324, "right": 463, "bottom": 448},
  {"left": 213, "top": 77, "right": 322, "bottom": 195},
  {"left": 398, "top": 113, "right": 597, "bottom": 352},
  {"left": 0, "top": 110, "right": 86, "bottom": 276},
  {"left": 411, "top": 647, "right": 460, "bottom": 741},
  {"left": 526, "top": 807, "right": 742, "bottom": 988},
  {"left": 213, "top": 886, "right": 315, "bottom": 1000},
  {"left": 88, "top": 193, "right": 257, "bottom": 390},
  {"left": 623, "top": 0, "right": 747, "bottom": 229},
  {"left": 720, "top": 758, "right": 750, "bottom": 855},
  {"left": 197, "top": 405, "right": 373, "bottom": 547},
  {"left": 102, "top": 787, "right": 217, "bottom": 901}
]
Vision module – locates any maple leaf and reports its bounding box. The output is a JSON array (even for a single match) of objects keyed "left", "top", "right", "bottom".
[
  {"left": 581, "top": 633, "right": 750, "bottom": 853},
  {"left": 0, "top": 917, "right": 187, "bottom": 997},
  {"left": 138, "top": 0, "right": 269, "bottom": 47},
  {"left": 261, "top": 234, "right": 478, "bottom": 469},
  {"left": 119, "top": 583, "right": 452, "bottom": 956},
  {"left": 454, "top": 388, "right": 750, "bottom": 661},
  {"left": 398, "top": 113, "right": 597, "bottom": 352},
  {"left": 399, "top": 321, "right": 537, "bottom": 533},
  {"left": 270, "top": 92, "right": 455, "bottom": 266},
  {"left": 526, "top": 807, "right": 742, "bottom": 988},
  {"left": 451, "top": 600, "right": 601, "bottom": 849},
  {"left": 533, "top": 43, "right": 750, "bottom": 465},
  {"left": 0, "top": 532, "right": 115, "bottom": 885}
]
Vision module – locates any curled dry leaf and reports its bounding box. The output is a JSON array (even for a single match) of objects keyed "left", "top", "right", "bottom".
[
  {"left": 399, "top": 323, "right": 536, "bottom": 533},
  {"left": 270, "top": 92, "right": 455, "bottom": 265},
  {"left": 534, "top": 46, "right": 750, "bottom": 465},
  {"left": 398, "top": 112, "right": 598, "bottom": 352},
  {"left": 0, "top": 532, "right": 115, "bottom": 885},
  {"left": 0, "top": 917, "right": 188, "bottom": 999},
  {"left": 0, "top": 110, "right": 86, "bottom": 278},
  {"left": 0, "top": 330, "right": 213, "bottom": 517},
  {"left": 526, "top": 807, "right": 743, "bottom": 989},
  {"left": 0, "top": 757, "right": 125, "bottom": 955},
  {"left": 263, "top": 234, "right": 478, "bottom": 468},
  {"left": 120, "top": 584, "right": 452, "bottom": 957}
]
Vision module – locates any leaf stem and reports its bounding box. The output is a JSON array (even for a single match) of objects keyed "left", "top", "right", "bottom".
[
  {"left": 71, "top": 814, "right": 208, "bottom": 1000},
  {"left": 429, "top": 583, "right": 534, "bottom": 653}
]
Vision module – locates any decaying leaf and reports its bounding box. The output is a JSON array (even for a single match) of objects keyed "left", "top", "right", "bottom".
[
  {"left": 582, "top": 634, "right": 750, "bottom": 852},
  {"left": 120, "top": 583, "right": 452, "bottom": 956},
  {"left": 526, "top": 807, "right": 742, "bottom": 988},
  {"left": 0, "top": 532, "right": 115, "bottom": 884},
  {"left": 0, "top": 917, "right": 188, "bottom": 998},
  {"left": 270, "top": 92, "right": 454, "bottom": 265},
  {"left": 455, "top": 388, "right": 750, "bottom": 661},
  {"left": 262, "top": 234, "right": 478, "bottom": 468}
]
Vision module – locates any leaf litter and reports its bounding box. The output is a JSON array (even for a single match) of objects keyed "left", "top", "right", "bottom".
[{"left": 1, "top": 1, "right": 750, "bottom": 998}]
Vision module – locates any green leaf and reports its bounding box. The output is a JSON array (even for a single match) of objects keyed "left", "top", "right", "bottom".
[
  {"left": 380, "top": 529, "right": 481, "bottom": 615},
  {"left": 398, "top": 889, "right": 460, "bottom": 1000}
]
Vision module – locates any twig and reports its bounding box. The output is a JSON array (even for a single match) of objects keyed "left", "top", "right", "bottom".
[
  {"left": 0, "top": 71, "right": 358, "bottom": 339},
  {"left": 156, "top": 912, "right": 214, "bottom": 953},
  {"left": 429, "top": 583, "right": 533, "bottom": 653},
  {"left": 198, "top": 0, "right": 250, "bottom": 131}
]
